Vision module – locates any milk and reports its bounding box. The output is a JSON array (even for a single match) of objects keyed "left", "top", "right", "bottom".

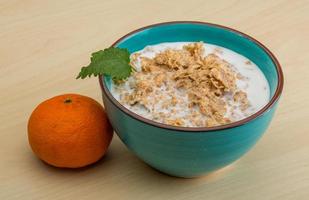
[{"left": 111, "top": 42, "right": 270, "bottom": 126}]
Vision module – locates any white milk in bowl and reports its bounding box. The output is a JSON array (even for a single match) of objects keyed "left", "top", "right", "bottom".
[{"left": 111, "top": 42, "right": 270, "bottom": 127}]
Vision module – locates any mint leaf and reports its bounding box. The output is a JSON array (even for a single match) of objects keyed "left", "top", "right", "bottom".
[{"left": 77, "top": 47, "right": 132, "bottom": 80}]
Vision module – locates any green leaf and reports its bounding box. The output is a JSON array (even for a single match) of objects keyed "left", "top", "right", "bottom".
[{"left": 76, "top": 47, "right": 132, "bottom": 80}]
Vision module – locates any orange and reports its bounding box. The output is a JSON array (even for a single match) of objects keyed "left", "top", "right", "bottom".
[{"left": 28, "top": 94, "right": 113, "bottom": 168}]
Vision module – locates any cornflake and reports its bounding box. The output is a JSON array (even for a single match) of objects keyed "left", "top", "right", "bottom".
[{"left": 117, "top": 42, "right": 251, "bottom": 127}]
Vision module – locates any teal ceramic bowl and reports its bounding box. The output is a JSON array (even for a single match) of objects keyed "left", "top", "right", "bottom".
[{"left": 99, "top": 21, "right": 284, "bottom": 178}]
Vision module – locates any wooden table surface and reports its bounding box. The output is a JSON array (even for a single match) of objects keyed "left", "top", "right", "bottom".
[{"left": 1, "top": 0, "right": 309, "bottom": 199}]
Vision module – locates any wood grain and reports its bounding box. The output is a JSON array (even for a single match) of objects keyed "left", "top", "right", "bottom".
[{"left": 0, "top": 0, "right": 309, "bottom": 199}]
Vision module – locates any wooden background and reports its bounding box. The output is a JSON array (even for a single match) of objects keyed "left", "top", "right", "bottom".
[{"left": 1, "top": 0, "right": 309, "bottom": 199}]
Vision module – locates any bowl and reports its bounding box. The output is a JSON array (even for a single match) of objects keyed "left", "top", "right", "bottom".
[{"left": 99, "top": 21, "right": 284, "bottom": 178}]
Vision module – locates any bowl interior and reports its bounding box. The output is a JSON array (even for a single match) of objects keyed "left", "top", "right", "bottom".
[{"left": 103, "top": 22, "right": 279, "bottom": 106}]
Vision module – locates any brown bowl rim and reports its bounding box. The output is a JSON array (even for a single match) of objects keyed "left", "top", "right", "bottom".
[{"left": 98, "top": 21, "right": 284, "bottom": 132}]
